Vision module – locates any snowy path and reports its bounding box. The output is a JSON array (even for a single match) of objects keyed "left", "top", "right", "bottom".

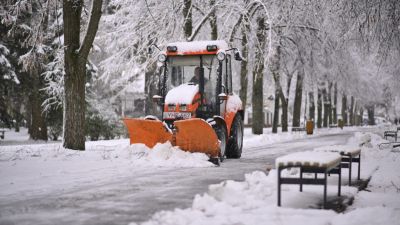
[{"left": 0, "top": 131, "right": 354, "bottom": 225}]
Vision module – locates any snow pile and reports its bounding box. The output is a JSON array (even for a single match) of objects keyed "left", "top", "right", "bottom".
[
  {"left": 132, "top": 131, "right": 400, "bottom": 225},
  {"left": 0, "top": 141, "right": 213, "bottom": 168},
  {"left": 314, "top": 145, "right": 361, "bottom": 156},
  {"left": 122, "top": 142, "right": 213, "bottom": 168},
  {"left": 226, "top": 94, "right": 242, "bottom": 113},
  {"left": 349, "top": 132, "right": 372, "bottom": 147},
  {"left": 165, "top": 83, "right": 199, "bottom": 104},
  {"left": 132, "top": 170, "right": 357, "bottom": 225}
]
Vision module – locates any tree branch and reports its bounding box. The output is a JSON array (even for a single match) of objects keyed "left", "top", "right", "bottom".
[
  {"left": 79, "top": 0, "right": 103, "bottom": 59},
  {"left": 266, "top": 25, "right": 320, "bottom": 32},
  {"left": 187, "top": 4, "right": 218, "bottom": 41}
]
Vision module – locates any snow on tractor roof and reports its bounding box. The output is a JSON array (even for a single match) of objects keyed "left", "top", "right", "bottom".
[{"left": 166, "top": 40, "right": 229, "bottom": 56}]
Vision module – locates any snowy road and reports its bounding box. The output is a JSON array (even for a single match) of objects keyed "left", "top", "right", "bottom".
[{"left": 0, "top": 131, "right": 355, "bottom": 225}]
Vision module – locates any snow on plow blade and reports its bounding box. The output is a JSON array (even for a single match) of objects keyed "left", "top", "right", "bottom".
[
  {"left": 174, "top": 119, "right": 220, "bottom": 157},
  {"left": 123, "top": 118, "right": 172, "bottom": 148}
]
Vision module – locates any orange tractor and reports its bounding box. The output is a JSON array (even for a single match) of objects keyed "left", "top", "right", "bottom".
[{"left": 124, "top": 40, "right": 244, "bottom": 164}]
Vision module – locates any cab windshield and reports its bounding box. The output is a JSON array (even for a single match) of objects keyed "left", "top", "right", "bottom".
[{"left": 166, "top": 55, "right": 218, "bottom": 104}]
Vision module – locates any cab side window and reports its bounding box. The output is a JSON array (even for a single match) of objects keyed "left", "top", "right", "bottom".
[
  {"left": 221, "top": 57, "right": 227, "bottom": 94},
  {"left": 226, "top": 55, "right": 232, "bottom": 94}
]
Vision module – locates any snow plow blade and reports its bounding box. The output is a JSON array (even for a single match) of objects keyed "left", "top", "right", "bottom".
[
  {"left": 123, "top": 118, "right": 172, "bottom": 148},
  {"left": 174, "top": 119, "right": 220, "bottom": 157}
]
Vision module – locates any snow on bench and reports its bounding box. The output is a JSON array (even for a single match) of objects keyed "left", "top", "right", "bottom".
[
  {"left": 291, "top": 127, "right": 305, "bottom": 133},
  {"left": 314, "top": 145, "right": 361, "bottom": 157},
  {"left": 276, "top": 151, "right": 342, "bottom": 209},
  {"left": 276, "top": 151, "right": 342, "bottom": 170},
  {"left": 314, "top": 145, "right": 361, "bottom": 185}
]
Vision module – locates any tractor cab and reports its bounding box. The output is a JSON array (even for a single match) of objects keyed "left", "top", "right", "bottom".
[
  {"left": 154, "top": 41, "right": 241, "bottom": 127},
  {"left": 124, "top": 40, "right": 244, "bottom": 163}
]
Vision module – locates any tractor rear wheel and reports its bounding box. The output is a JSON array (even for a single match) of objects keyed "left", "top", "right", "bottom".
[
  {"left": 226, "top": 114, "right": 243, "bottom": 158},
  {"left": 214, "top": 124, "right": 227, "bottom": 162}
]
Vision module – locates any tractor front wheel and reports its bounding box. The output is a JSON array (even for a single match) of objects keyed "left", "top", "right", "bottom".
[
  {"left": 226, "top": 114, "right": 243, "bottom": 158},
  {"left": 214, "top": 124, "right": 227, "bottom": 163}
]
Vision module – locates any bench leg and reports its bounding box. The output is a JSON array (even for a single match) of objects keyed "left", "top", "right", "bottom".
[
  {"left": 278, "top": 168, "right": 282, "bottom": 207},
  {"left": 323, "top": 171, "right": 327, "bottom": 209},
  {"left": 349, "top": 155, "right": 352, "bottom": 186},
  {"left": 338, "top": 164, "right": 341, "bottom": 196},
  {"left": 357, "top": 155, "right": 361, "bottom": 180},
  {"left": 300, "top": 167, "right": 303, "bottom": 192}
]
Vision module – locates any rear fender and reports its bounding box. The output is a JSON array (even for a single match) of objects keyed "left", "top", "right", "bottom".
[{"left": 223, "top": 112, "right": 236, "bottom": 137}]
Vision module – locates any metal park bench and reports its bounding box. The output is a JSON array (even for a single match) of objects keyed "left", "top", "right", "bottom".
[
  {"left": 292, "top": 127, "right": 306, "bottom": 133},
  {"left": 0, "top": 129, "right": 5, "bottom": 139},
  {"left": 276, "top": 151, "right": 342, "bottom": 209},
  {"left": 378, "top": 141, "right": 400, "bottom": 150},
  {"left": 314, "top": 145, "right": 361, "bottom": 185},
  {"left": 384, "top": 131, "right": 398, "bottom": 142}
]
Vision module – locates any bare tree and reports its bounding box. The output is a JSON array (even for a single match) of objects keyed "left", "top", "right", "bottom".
[
  {"left": 252, "top": 17, "right": 266, "bottom": 135},
  {"left": 63, "top": 0, "right": 103, "bottom": 150}
]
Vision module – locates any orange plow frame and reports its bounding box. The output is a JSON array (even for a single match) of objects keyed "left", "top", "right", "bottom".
[
  {"left": 174, "top": 119, "right": 220, "bottom": 157},
  {"left": 123, "top": 118, "right": 172, "bottom": 148},
  {"left": 123, "top": 118, "right": 220, "bottom": 157}
]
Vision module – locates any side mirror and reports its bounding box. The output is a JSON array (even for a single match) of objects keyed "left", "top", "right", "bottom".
[
  {"left": 234, "top": 50, "right": 243, "bottom": 61},
  {"left": 148, "top": 46, "right": 153, "bottom": 55},
  {"left": 218, "top": 93, "right": 228, "bottom": 101},
  {"left": 152, "top": 95, "right": 163, "bottom": 103}
]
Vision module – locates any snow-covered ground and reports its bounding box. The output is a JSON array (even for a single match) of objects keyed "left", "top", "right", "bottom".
[
  {"left": 130, "top": 130, "right": 400, "bottom": 225},
  {"left": 0, "top": 126, "right": 353, "bottom": 202},
  {"left": 1, "top": 126, "right": 399, "bottom": 225},
  {"left": 0, "top": 139, "right": 214, "bottom": 202}
]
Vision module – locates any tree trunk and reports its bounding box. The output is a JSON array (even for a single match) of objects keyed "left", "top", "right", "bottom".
[
  {"left": 322, "top": 87, "right": 329, "bottom": 128},
  {"left": 13, "top": 100, "right": 22, "bottom": 132},
  {"left": 359, "top": 107, "right": 364, "bottom": 125},
  {"left": 349, "top": 96, "right": 354, "bottom": 126},
  {"left": 342, "top": 93, "right": 347, "bottom": 125},
  {"left": 292, "top": 68, "right": 304, "bottom": 127},
  {"left": 317, "top": 88, "right": 322, "bottom": 128},
  {"left": 270, "top": 27, "right": 282, "bottom": 133},
  {"left": 239, "top": 28, "right": 248, "bottom": 108},
  {"left": 251, "top": 17, "right": 265, "bottom": 135},
  {"left": 183, "top": 0, "right": 193, "bottom": 39},
  {"left": 145, "top": 63, "right": 158, "bottom": 115},
  {"left": 29, "top": 66, "right": 48, "bottom": 140},
  {"left": 63, "top": 0, "right": 103, "bottom": 150},
  {"left": 279, "top": 89, "right": 288, "bottom": 132},
  {"left": 209, "top": 0, "right": 217, "bottom": 40},
  {"left": 308, "top": 92, "right": 315, "bottom": 122},
  {"left": 272, "top": 90, "right": 280, "bottom": 133},
  {"left": 328, "top": 82, "right": 333, "bottom": 125},
  {"left": 367, "top": 105, "right": 375, "bottom": 125},
  {"left": 333, "top": 83, "right": 337, "bottom": 124},
  {"left": 354, "top": 102, "right": 359, "bottom": 126}
]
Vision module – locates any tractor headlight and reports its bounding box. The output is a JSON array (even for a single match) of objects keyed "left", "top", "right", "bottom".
[
  {"left": 180, "top": 104, "right": 187, "bottom": 111},
  {"left": 158, "top": 54, "right": 167, "bottom": 62},
  {"left": 217, "top": 51, "right": 226, "bottom": 61},
  {"left": 167, "top": 104, "right": 175, "bottom": 111}
]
